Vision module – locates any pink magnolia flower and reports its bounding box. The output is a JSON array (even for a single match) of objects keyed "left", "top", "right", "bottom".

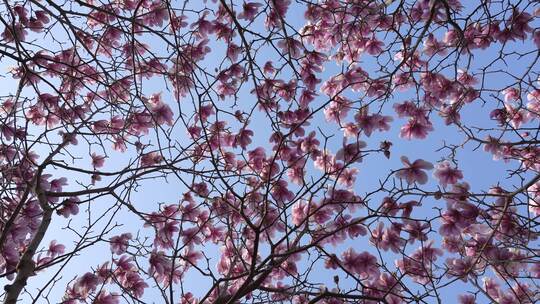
[
  {"left": 395, "top": 156, "right": 433, "bottom": 185},
  {"left": 312, "top": 205, "right": 332, "bottom": 225},
  {"left": 112, "top": 136, "right": 127, "bottom": 152},
  {"left": 336, "top": 140, "right": 366, "bottom": 163},
  {"left": 149, "top": 250, "right": 171, "bottom": 279},
  {"left": 403, "top": 220, "right": 429, "bottom": 243},
  {"left": 204, "top": 225, "right": 224, "bottom": 244},
  {"left": 154, "top": 220, "right": 179, "bottom": 249},
  {"left": 423, "top": 33, "right": 446, "bottom": 56},
  {"left": 380, "top": 225, "right": 405, "bottom": 253},
  {"left": 238, "top": 2, "right": 263, "bottom": 21},
  {"left": 446, "top": 257, "right": 476, "bottom": 281},
  {"left": 0, "top": 145, "right": 17, "bottom": 163},
  {"left": 129, "top": 111, "right": 152, "bottom": 135},
  {"left": 347, "top": 222, "right": 367, "bottom": 239},
  {"left": 91, "top": 153, "right": 105, "bottom": 168},
  {"left": 439, "top": 104, "right": 461, "bottom": 125},
  {"left": 182, "top": 247, "right": 203, "bottom": 266},
  {"left": 190, "top": 12, "right": 215, "bottom": 38},
  {"left": 393, "top": 101, "right": 423, "bottom": 118},
  {"left": 341, "top": 122, "right": 359, "bottom": 138},
  {"left": 527, "top": 89, "right": 540, "bottom": 118},
  {"left": 60, "top": 132, "right": 78, "bottom": 146},
  {"left": 263, "top": 61, "right": 275, "bottom": 75},
  {"left": 277, "top": 37, "right": 303, "bottom": 58},
  {"left": 150, "top": 101, "right": 174, "bottom": 126},
  {"left": 527, "top": 182, "right": 540, "bottom": 216},
  {"left": 140, "top": 152, "right": 163, "bottom": 167},
  {"left": 50, "top": 177, "right": 68, "bottom": 192},
  {"left": 180, "top": 292, "right": 198, "bottom": 304},
  {"left": 48, "top": 240, "right": 65, "bottom": 257},
  {"left": 109, "top": 233, "right": 132, "bottom": 255},
  {"left": 233, "top": 128, "right": 253, "bottom": 150},
  {"left": 96, "top": 262, "right": 111, "bottom": 282},
  {"left": 271, "top": 179, "right": 294, "bottom": 203},
  {"left": 115, "top": 255, "right": 135, "bottom": 272},
  {"left": 2, "top": 23, "right": 27, "bottom": 43},
  {"left": 314, "top": 150, "right": 337, "bottom": 173},
  {"left": 57, "top": 197, "right": 80, "bottom": 218},
  {"left": 74, "top": 272, "right": 99, "bottom": 297},
  {"left": 143, "top": 4, "right": 168, "bottom": 27},
  {"left": 192, "top": 182, "right": 209, "bottom": 197},
  {"left": 457, "top": 69, "right": 478, "bottom": 85},
  {"left": 504, "top": 103, "right": 529, "bottom": 128},
  {"left": 341, "top": 248, "right": 379, "bottom": 279},
  {"left": 120, "top": 271, "right": 148, "bottom": 298},
  {"left": 364, "top": 38, "right": 384, "bottom": 55},
  {"left": 299, "top": 131, "right": 320, "bottom": 155},
  {"left": 434, "top": 161, "right": 463, "bottom": 187},
  {"left": 324, "top": 99, "right": 350, "bottom": 123},
  {"left": 503, "top": 88, "right": 520, "bottom": 102},
  {"left": 399, "top": 117, "right": 433, "bottom": 140},
  {"left": 458, "top": 294, "right": 476, "bottom": 304},
  {"left": 94, "top": 291, "right": 120, "bottom": 304},
  {"left": 323, "top": 253, "right": 340, "bottom": 270},
  {"left": 337, "top": 168, "right": 358, "bottom": 188},
  {"left": 197, "top": 104, "right": 215, "bottom": 122},
  {"left": 355, "top": 110, "right": 393, "bottom": 137},
  {"left": 287, "top": 160, "right": 306, "bottom": 185},
  {"left": 291, "top": 200, "right": 308, "bottom": 226},
  {"left": 181, "top": 227, "right": 203, "bottom": 246},
  {"left": 439, "top": 207, "right": 471, "bottom": 236}
]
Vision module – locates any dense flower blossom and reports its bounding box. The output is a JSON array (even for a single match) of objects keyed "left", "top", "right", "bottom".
[
  {"left": 434, "top": 161, "right": 464, "bottom": 187},
  {"left": 1, "top": 1, "right": 540, "bottom": 304},
  {"left": 341, "top": 248, "right": 379, "bottom": 279},
  {"left": 73, "top": 272, "right": 99, "bottom": 297},
  {"left": 527, "top": 182, "right": 540, "bottom": 216}
]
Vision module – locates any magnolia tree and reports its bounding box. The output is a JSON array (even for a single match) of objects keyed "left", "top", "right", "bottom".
[{"left": 1, "top": 0, "right": 540, "bottom": 303}]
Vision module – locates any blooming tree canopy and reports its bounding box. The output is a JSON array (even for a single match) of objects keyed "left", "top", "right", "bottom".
[{"left": 1, "top": 0, "right": 540, "bottom": 303}]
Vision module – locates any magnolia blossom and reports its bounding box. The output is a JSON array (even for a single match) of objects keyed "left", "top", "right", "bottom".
[
  {"left": 337, "top": 168, "right": 358, "bottom": 188},
  {"left": 91, "top": 153, "right": 105, "bottom": 168},
  {"left": 73, "top": 272, "right": 99, "bottom": 297},
  {"left": 527, "top": 182, "right": 540, "bottom": 216},
  {"left": 140, "top": 152, "right": 163, "bottom": 167},
  {"left": 458, "top": 294, "right": 476, "bottom": 304},
  {"left": 399, "top": 117, "right": 433, "bottom": 140},
  {"left": 434, "top": 161, "right": 463, "bottom": 187},
  {"left": 503, "top": 87, "right": 520, "bottom": 102},
  {"left": 341, "top": 248, "right": 379, "bottom": 279},
  {"left": 291, "top": 200, "right": 308, "bottom": 226},
  {"left": 109, "top": 233, "right": 132, "bottom": 255},
  {"left": 395, "top": 156, "right": 433, "bottom": 185},
  {"left": 47, "top": 240, "right": 65, "bottom": 257},
  {"left": 57, "top": 197, "right": 80, "bottom": 218}
]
